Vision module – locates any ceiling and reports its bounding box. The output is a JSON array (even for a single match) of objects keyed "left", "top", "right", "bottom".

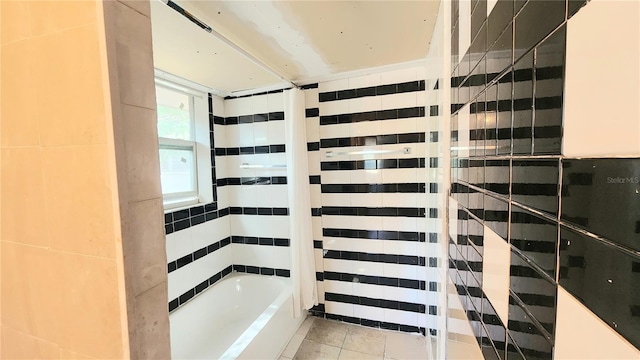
[{"left": 150, "top": 0, "right": 441, "bottom": 95}]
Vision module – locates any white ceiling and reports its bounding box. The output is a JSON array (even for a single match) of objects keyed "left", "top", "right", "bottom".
[{"left": 150, "top": 0, "right": 441, "bottom": 95}]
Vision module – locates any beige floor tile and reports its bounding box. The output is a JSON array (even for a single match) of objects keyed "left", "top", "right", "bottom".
[
  {"left": 385, "top": 331, "right": 429, "bottom": 360},
  {"left": 342, "top": 326, "right": 386, "bottom": 356},
  {"left": 339, "top": 349, "right": 384, "bottom": 360},
  {"left": 305, "top": 319, "right": 349, "bottom": 347},
  {"left": 294, "top": 340, "right": 341, "bottom": 360}
]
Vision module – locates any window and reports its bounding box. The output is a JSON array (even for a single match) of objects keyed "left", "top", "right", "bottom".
[{"left": 155, "top": 74, "right": 215, "bottom": 211}]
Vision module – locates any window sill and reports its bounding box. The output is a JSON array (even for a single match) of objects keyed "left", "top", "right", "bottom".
[{"left": 163, "top": 196, "right": 200, "bottom": 212}]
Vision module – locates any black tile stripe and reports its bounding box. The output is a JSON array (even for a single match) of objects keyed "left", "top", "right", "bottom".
[
  {"left": 322, "top": 206, "right": 425, "bottom": 218},
  {"left": 324, "top": 292, "right": 425, "bottom": 313},
  {"left": 223, "top": 111, "right": 285, "bottom": 125},
  {"left": 216, "top": 176, "right": 288, "bottom": 187},
  {"left": 323, "top": 250, "right": 425, "bottom": 266},
  {"left": 323, "top": 228, "right": 426, "bottom": 242},
  {"left": 309, "top": 310, "right": 427, "bottom": 336},
  {"left": 321, "top": 183, "right": 425, "bottom": 193},
  {"left": 231, "top": 236, "right": 290, "bottom": 247},
  {"left": 319, "top": 132, "right": 425, "bottom": 149},
  {"left": 306, "top": 108, "right": 320, "bottom": 118},
  {"left": 232, "top": 264, "right": 291, "bottom": 278},
  {"left": 214, "top": 144, "right": 286, "bottom": 156},
  {"left": 228, "top": 207, "right": 289, "bottom": 216},
  {"left": 309, "top": 175, "right": 321, "bottom": 184},
  {"left": 319, "top": 80, "right": 425, "bottom": 103},
  {"left": 169, "top": 265, "right": 233, "bottom": 312},
  {"left": 300, "top": 83, "right": 319, "bottom": 90},
  {"left": 307, "top": 142, "right": 320, "bottom": 151},
  {"left": 320, "top": 107, "right": 425, "bottom": 125},
  {"left": 321, "top": 159, "right": 425, "bottom": 171},
  {"left": 165, "top": 203, "right": 226, "bottom": 235},
  {"left": 168, "top": 237, "right": 232, "bottom": 274}
]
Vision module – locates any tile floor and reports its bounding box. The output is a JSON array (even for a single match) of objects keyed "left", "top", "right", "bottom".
[{"left": 280, "top": 317, "right": 433, "bottom": 360}]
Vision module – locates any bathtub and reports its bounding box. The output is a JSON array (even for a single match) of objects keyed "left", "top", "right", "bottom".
[{"left": 169, "top": 273, "right": 305, "bottom": 360}]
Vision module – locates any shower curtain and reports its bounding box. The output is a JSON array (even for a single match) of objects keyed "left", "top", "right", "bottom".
[{"left": 284, "top": 88, "right": 318, "bottom": 318}]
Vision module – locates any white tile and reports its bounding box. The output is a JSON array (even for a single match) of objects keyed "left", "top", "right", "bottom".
[
  {"left": 166, "top": 227, "right": 193, "bottom": 262},
  {"left": 348, "top": 96, "right": 382, "bottom": 114},
  {"left": 324, "top": 280, "right": 354, "bottom": 295},
  {"left": 319, "top": 78, "right": 349, "bottom": 93},
  {"left": 384, "top": 308, "right": 418, "bottom": 327},
  {"left": 212, "top": 96, "right": 225, "bottom": 116},
  {"left": 380, "top": 92, "right": 418, "bottom": 109},
  {"left": 268, "top": 121, "right": 286, "bottom": 144},
  {"left": 321, "top": 170, "right": 351, "bottom": 184},
  {"left": 349, "top": 193, "right": 382, "bottom": 207},
  {"left": 320, "top": 100, "right": 350, "bottom": 116},
  {"left": 252, "top": 94, "right": 269, "bottom": 114},
  {"left": 353, "top": 304, "right": 385, "bottom": 322},
  {"left": 325, "top": 301, "right": 354, "bottom": 317},
  {"left": 348, "top": 73, "right": 381, "bottom": 89},
  {"left": 554, "top": 287, "right": 640, "bottom": 359},
  {"left": 382, "top": 263, "right": 418, "bottom": 280},
  {"left": 305, "top": 88, "right": 319, "bottom": 108},
  {"left": 563, "top": 0, "right": 640, "bottom": 157},
  {"left": 482, "top": 225, "right": 510, "bottom": 324},
  {"left": 380, "top": 67, "right": 418, "bottom": 84},
  {"left": 324, "top": 258, "right": 353, "bottom": 274},
  {"left": 320, "top": 123, "right": 350, "bottom": 139},
  {"left": 352, "top": 260, "right": 384, "bottom": 277},
  {"left": 267, "top": 92, "right": 284, "bottom": 113},
  {"left": 253, "top": 122, "right": 269, "bottom": 146}
]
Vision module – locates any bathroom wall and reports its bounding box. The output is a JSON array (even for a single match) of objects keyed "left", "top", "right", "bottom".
[
  {"left": 220, "top": 91, "right": 292, "bottom": 275},
  {"left": 165, "top": 94, "right": 234, "bottom": 313},
  {"left": 1, "top": 0, "right": 170, "bottom": 358},
  {"left": 304, "top": 66, "right": 437, "bottom": 334},
  {"left": 447, "top": 0, "right": 640, "bottom": 359}
]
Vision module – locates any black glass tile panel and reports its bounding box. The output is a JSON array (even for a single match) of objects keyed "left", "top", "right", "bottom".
[
  {"left": 468, "top": 217, "right": 484, "bottom": 255},
  {"left": 514, "top": 0, "right": 565, "bottom": 61},
  {"left": 484, "top": 194, "right": 509, "bottom": 240},
  {"left": 510, "top": 250, "right": 557, "bottom": 335},
  {"left": 471, "top": 0, "right": 487, "bottom": 42},
  {"left": 512, "top": 51, "right": 533, "bottom": 155},
  {"left": 559, "top": 226, "right": 640, "bottom": 349},
  {"left": 484, "top": 84, "right": 498, "bottom": 155},
  {"left": 469, "top": 187, "right": 484, "bottom": 220},
  {"left": 533, "top": 25, "right": 565, "bottom": 155},
  {"left": 510, "top": 204, "right": 558, "bottom": 276},
  {"left": 487, "top": 1, "right": 513, "bottom": 49},
  {"left": 484, "top": 159, "right": 510, "bottom": 197},
  {"left": 496, "top": 71, "right": 512, "bottom": 155},
  {"left": 561, "top": 158, "right": 640, "bottom": 251},
  {"left": 508, "top": 296, "right": 554, "bottom": 360},
  {"left": 512, "top": 159, "right": 559, "bottom": 215},
  {"left": 469, "top": 159, "right": 485, "bottom": 189},
  {"left": 481, "top": 298, "right": 507, "bottom": 360}
]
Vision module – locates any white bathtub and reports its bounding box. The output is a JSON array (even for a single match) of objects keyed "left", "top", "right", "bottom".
[{"left": 170, "top": 273, "right": 305, "bottom": 360}]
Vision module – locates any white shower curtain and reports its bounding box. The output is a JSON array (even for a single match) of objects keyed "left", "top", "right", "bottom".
[{"left": 284, "top": 88, "right": 318, "bottom": 318}]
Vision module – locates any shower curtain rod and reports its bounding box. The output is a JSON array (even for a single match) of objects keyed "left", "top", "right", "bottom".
[
  {"left": 325, "top": 147, "right": 412, "bottom": 158},
  {"left": 160, "top": 0, "right": 299, "bottom": 90}
]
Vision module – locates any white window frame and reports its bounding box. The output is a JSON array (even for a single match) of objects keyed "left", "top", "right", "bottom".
[{"left": 155, "top": 73, "right": 214, "bottom": 211}]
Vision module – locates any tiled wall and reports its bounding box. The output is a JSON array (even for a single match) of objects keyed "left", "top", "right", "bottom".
[
  {"left": 305, "top": 68, "right": 438, "bottom": 335},
  {"left": 165, "top": 90, "right": 295, "bottom": 313},
  {"left": 447, "top": 0, "right": 640, "bottom": 359}
]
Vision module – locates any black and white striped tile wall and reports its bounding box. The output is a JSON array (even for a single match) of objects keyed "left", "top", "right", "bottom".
[
  {"left": 304, "top": 67, "right": 439, "bottom": 335},
  {"left": 166, "top": 94, "right": 233, "bottom": 313},
  {"left": 219, "top": 91, "right": 292, "bottom": 274},
  {"left": 447, "top": 0, "right": 640, "bottom": 359}
]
